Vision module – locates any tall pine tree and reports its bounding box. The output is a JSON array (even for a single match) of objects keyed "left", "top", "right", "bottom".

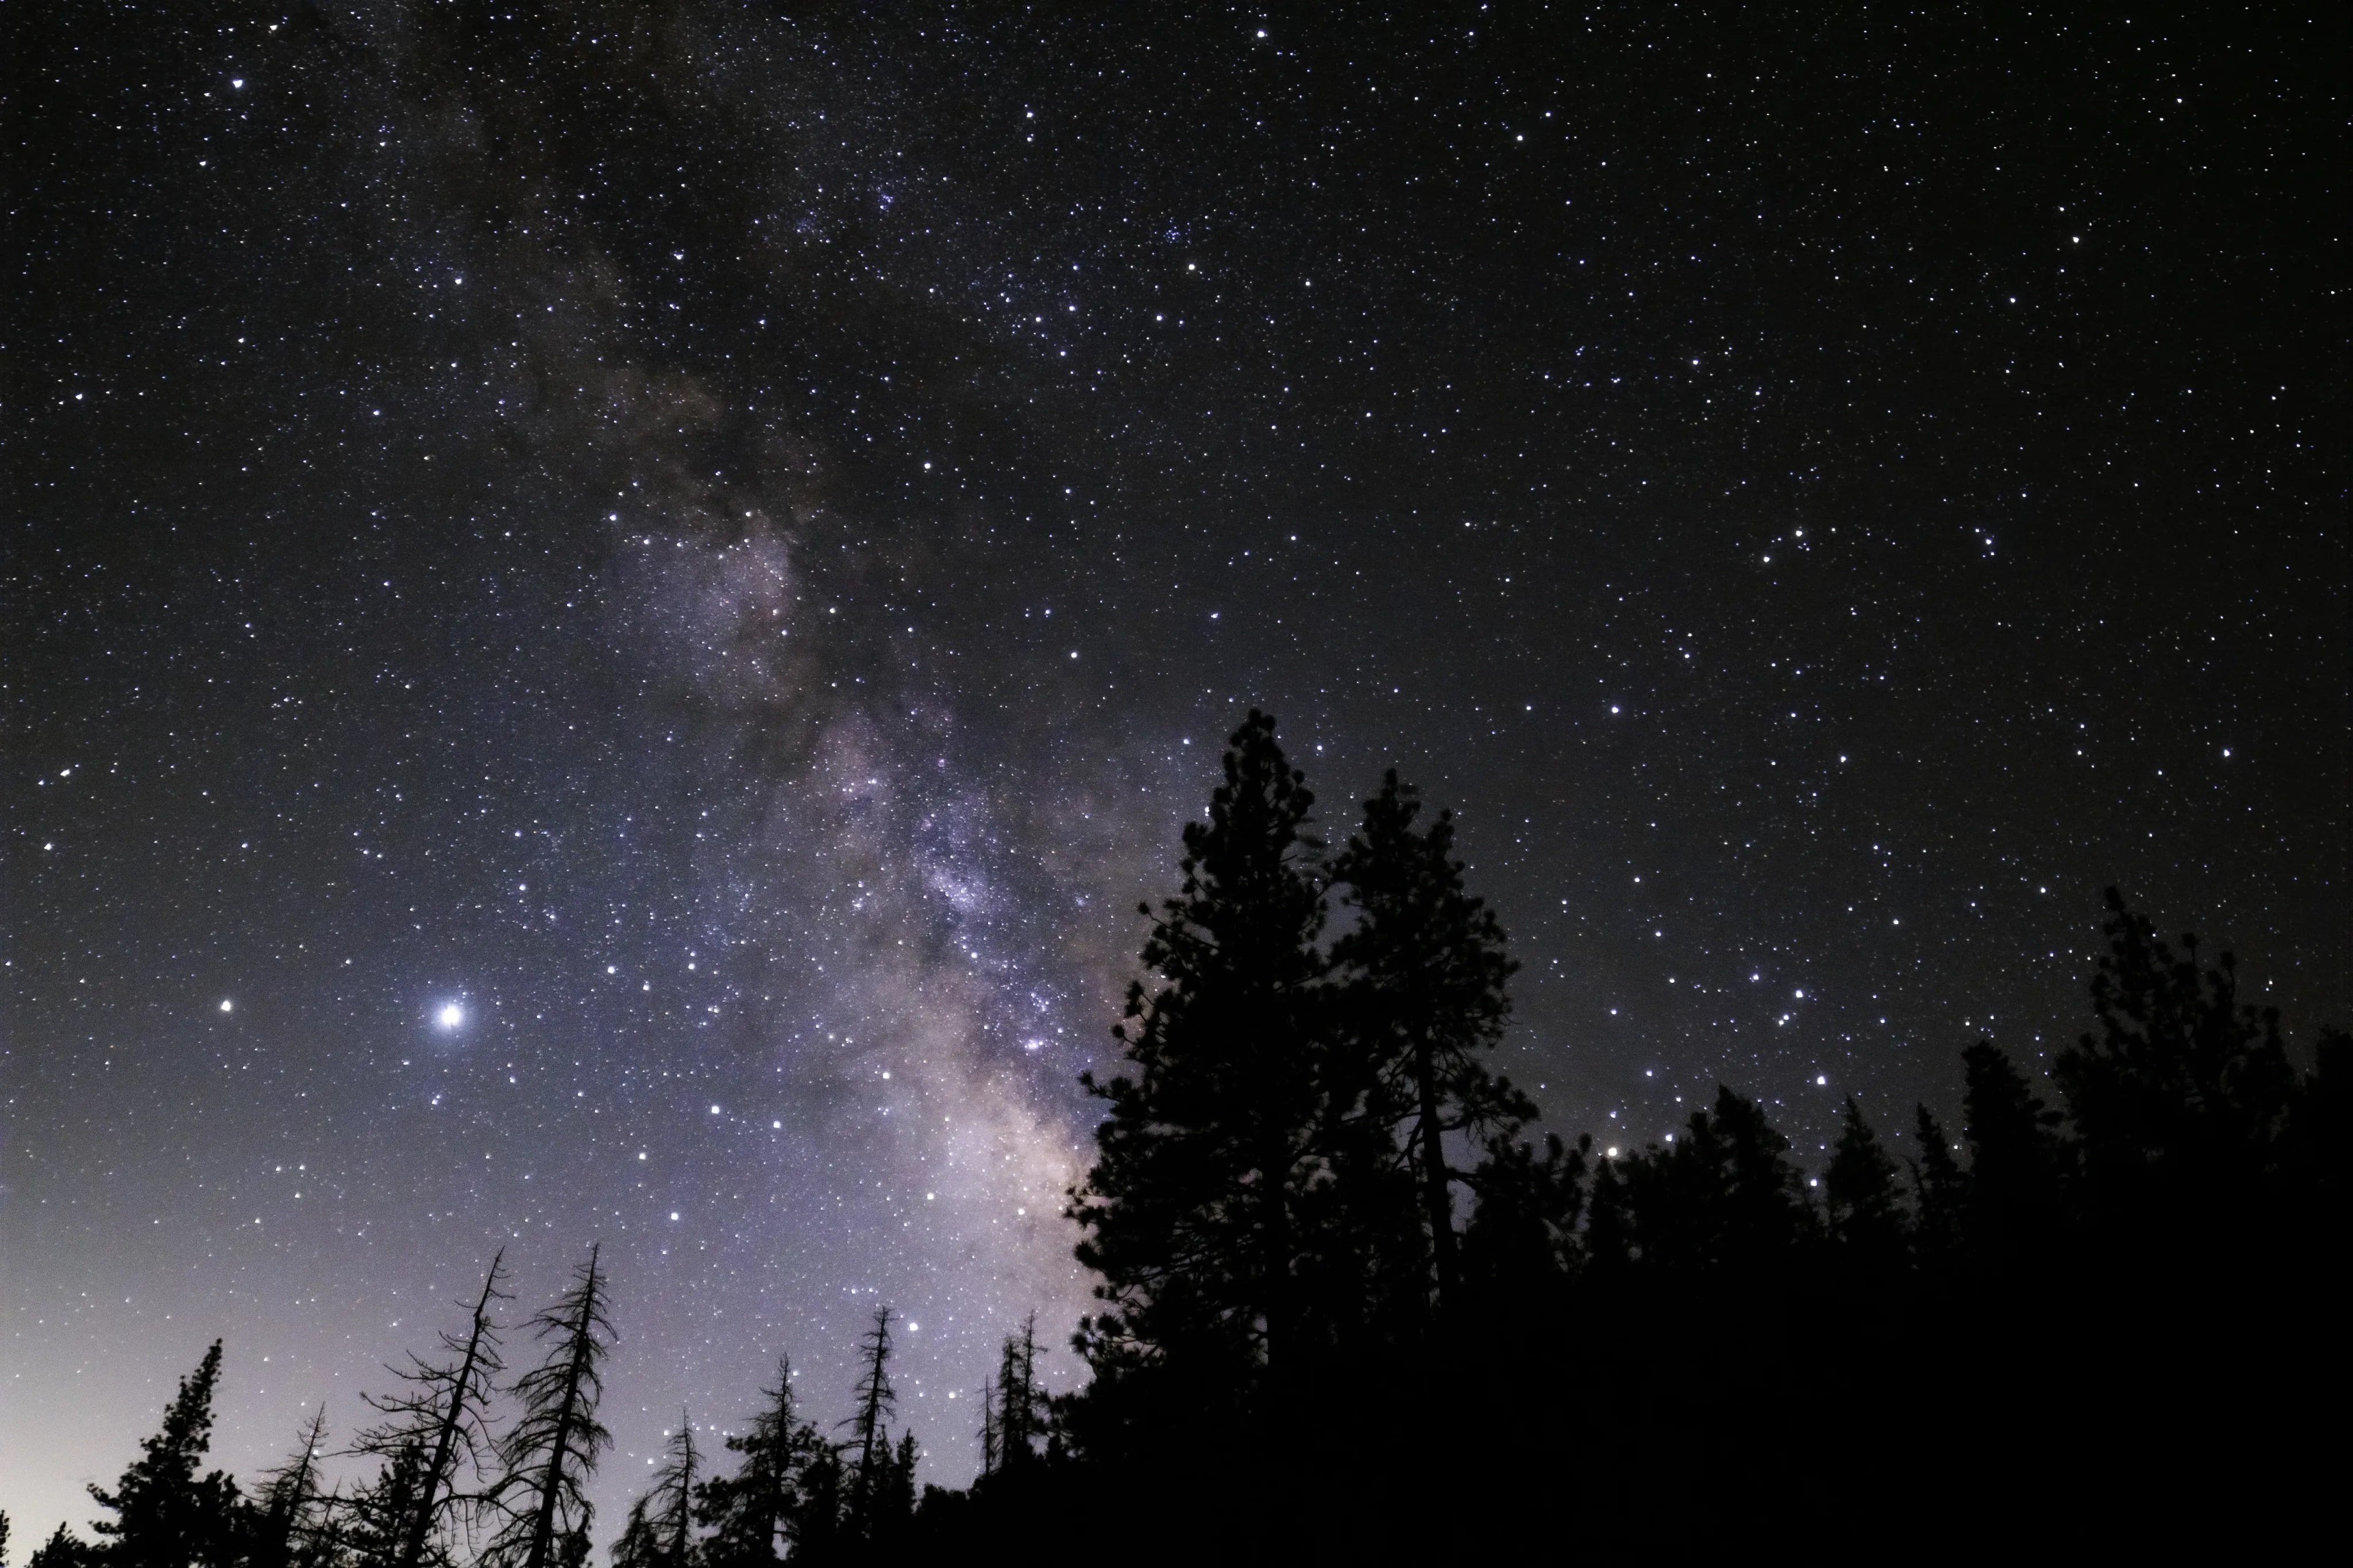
[
  {"left": 1824, "top": 1098, "right": 1910, "bottom": 1266},
  {"left": 695, "top": 1360, "right": 812, "bottom": 1568},
  {"left": 1907, "top": 1106, "right": 1967, "bottom": 1268},
  {"left": 487, "top": 1249, "right": 614, "bottom": 1568},
  {"left": 353, "top": 1254, "right": 510, "bottom": 1568},
  {"left": 1070, "top": 710, "right": 1330, "bottom": 1398},
  {"left": 1328, "top": 771, "right": 1532, "bottom": 1318},
  {"left": 85, "top": 1341, "right": 246, "bottom": 1568},
  {"left": 250, "top": 1406, "right": 332, "bottom": 1568},
  {"left": 2057, "top": 889, "right": 2296, "bottom": 1225},
  {"left": 840, "top": 1309, "right": 897, "bottom": 1545},
  {"left": 1960, "top": 1042, "right": 2066, "bottom": 1269},
  {"left": 612, "top": 1418, "right": 697, "bottom": 1568}
]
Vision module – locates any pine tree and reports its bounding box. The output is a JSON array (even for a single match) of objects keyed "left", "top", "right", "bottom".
[
  {"left": 786, "top": 1446, "right": 841, "bottom": 1563},
  {"left": 613, "top": 1418, "right": 696, "bottom": 1568},
  {"left": 842, "top": 1308, "right": 897, "bottom": 1543},
  {"left": 1907, "top": 1106, "right": 1967, "bottom": 1266},
  {"left": 658, "top": 1420, "right": 699, "bottom": 1567},
  {"left": 252, "top": 1405, "right": 333, "bottom": 1568},
  {"left": 26, "top": 1525, "right": 95, "bottom": 1568},
  {"left": 2056, "top": 889, "right": 2297, "bottom": 1221},
  {"left": 1070, "top": 710, "right": 1330, "bottom": 1396},
  {"left": 1824, "top": 1098, "right": 1910, "bottom": 1266},
  {"left": 695, "top": 1360, "right": 809, "bottom": 1568},
  {"left": 353, "top": 1254, "right": 510, "bottom": 1568},
  {"left": 86, "top": 1339, "right": 246, "bottom": 1568},
  {"left": 877, "top": 1434, "right": 919, "bottom": 1540},
  {"left": 342, "top": 1442, "right": 434, "bottom": 1568},
  {"left": 608, "top": 1501, "right": 661, "bottom": 1568},
  {"left": 977, "top": 1376, "right": 1000, "bottom": 1478},
  {"left": 1600, "top": 1088, "right": 1814, "bottom": 1272},
  {"left": 1328, "top": 771, "right": 1532, "bottom": 1316},
  {"left": 992, "top": 1317, "right": 1047, "bottom": 1472},
  {"left": 1961, "top": 1041, "right": 2066, "bottom": 1269},
  {"left": 486, "top": 1249, "right": 614, "bottom": 1568},
  {"left": 1582, "top": 1149, "right": 1636, "bottom": 1269},
  {"left": 1460, "top": 1127, "right": 1588, "bottom": 1293}
]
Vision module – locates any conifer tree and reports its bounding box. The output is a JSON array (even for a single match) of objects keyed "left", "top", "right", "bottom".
[
  {"left": 992, "top": 1316, "right": 1046, "bottom": 1471},
  {"left": 695, "top": 1360, "right": 809, "bottom": 1568},
  {"left": 1960, "top": 1042, "right": 2066, "bottom": 1267},
  {"left": 487, "top": 1249, "right": 614, "bottom": 1568},
  {"left": 612, "top": 1418, "right": 696, "bottom": 1568},
  {"left": 1460, "top": 1129, "right": 1587, "bottom": 1300},
  {"left": 1328, "top": 771, "right": 1532, "bottom": 1315},
  {"left": 2057, "top": 889, "right": 2296, "bottom": 1219},
  {"left": 1582, "top": 1149, "right": 1636, "bottom": 1269},
  {"left": 608, "top": 1501, "right": 661, "bottom": 1568},
  {"left": 977, "top": 1377, "right": 1000, "bottom": 1478},
  {"left": 1071, "top": 710, "right": 1330, "bottom": 1394},
  {"left": 787, "top": 1447, "right": 841, "bottom": 1563},
  {"left": 1824, "top": 1098, "right": 1909, "bottom": 1265},
  {"left": 342, "top": 1443, "right": 434, "bottom": 1568},
  {"left": 842, "top": 1308, "right": 897, "bottom": 1542},
  {"left": 1907, "top": 1106, "right": 1967, "bottom": 1266},
  {"left": 877, "top": 1434, "right": 919, "bottom": 1539},
  {"left": 26, "top": 1525, "right": 94, "bottom": 1568},
  {"left": 353, "top": 1254, "right": 510, "bottom": 1568},
  {"left": 1599, "top": 1087, "right": 1814, "bottom": 1270},
  {"left": 86, "top": 1340, "right": 245, "bottom": 1568},
  {"left": 252, "top": 1406, "right": 332, "bottom": 1568}
]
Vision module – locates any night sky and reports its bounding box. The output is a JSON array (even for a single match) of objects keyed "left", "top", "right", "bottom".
[{"left": 6, "top": 1, "right": 2341, "bottom": 1540}]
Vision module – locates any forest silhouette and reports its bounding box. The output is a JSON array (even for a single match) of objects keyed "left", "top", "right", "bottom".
[{"left": 14, "top": 713, "right": 2343, "bottom": 1563}]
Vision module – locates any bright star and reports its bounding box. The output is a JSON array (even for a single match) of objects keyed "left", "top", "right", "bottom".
[
  {"left": 437, "top": 1003, "right": 465, "bottom": 1029},
  {"left": 220, "top": 999, "right": 234, "bottom": 1013}
]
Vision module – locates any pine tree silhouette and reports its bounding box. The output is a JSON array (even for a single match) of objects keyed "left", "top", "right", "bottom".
[
  {"left": 486, "top": 1249, "right": 614, "bottom": 1568},
  {"left": 1959, "top": 1042, "right": 2066, "bottom": 1270},
  {"left": 1824, "top": 1098, "right": 1909, "bottom": 1265},
  {"left": 696, "top": 1359, "right": 813, "bottom": 1568},
  {"left": 1460, "top": 1129, "right": 1587, "bottom": 1301},
  {"left": 251, "top": 1405, "right": 331, "bottom": 1568},
  {"left": 2057, "top": 888, "right": 2296, "bottom": 1226},
  {"left": 1070, "top": 710, "right": 1330, "bottom": 1400},
  {"left": 26, "top": 1525, "right": 95, "bottom": 1568},
  {"left": 1327, "top": 771, "right": 1532, "bottom": 1319},
  {"left": 842, "top": 1308, "right": 898, "bottom": 1543},
  {"left": 341, "top": 1442, "right": 435, "bottom": 1568},
  {"left": 86, "top": 1341, "right": 245, "bottom": 1568},
  {"left": 353, "top": 1253, "right": 510, "bottom": 1568},
  {"left": 612, "top": 1418, "right": 697, "bottom": 1568},
  {"left": 991, "top": 1317, "right": 1046, "bottom": 1472},
  {"left": 977, "top": 1375, "right": 1000, "bottom": 1479},
  {"left": 1905, "top": 1106, "right": 1967, "bottom": 1268},
  {"left": 877, "top": 1433, "right": 919, "bottom": 1541},
  {"left": 1603, "top": 1087, "right": 1814, "bottom": 1272}
]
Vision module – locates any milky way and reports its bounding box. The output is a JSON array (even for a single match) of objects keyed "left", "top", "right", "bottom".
[{"left": 7, "top": 1, "right": 2339, "bottom": 1540}]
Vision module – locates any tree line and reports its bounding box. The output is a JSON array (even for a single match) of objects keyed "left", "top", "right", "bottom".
[{"left": 15, "top": 712, "right": 2343, "bottom": 1561}]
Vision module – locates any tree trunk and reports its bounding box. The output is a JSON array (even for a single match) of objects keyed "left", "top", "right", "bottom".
[
  {"left": 1415, "top": 1033, "right": 1460, "bottom": 1310},
  {"left": 524, "top": 1279, "right": 595, "bottom": 1568},
  {"left": 401, "top": 1255, "right": 503, "bottom": 1568}
]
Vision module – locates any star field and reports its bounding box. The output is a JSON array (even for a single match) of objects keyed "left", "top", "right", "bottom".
[{"left": 6, "top": 1, "right": 2340, "bottom": 1541}]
